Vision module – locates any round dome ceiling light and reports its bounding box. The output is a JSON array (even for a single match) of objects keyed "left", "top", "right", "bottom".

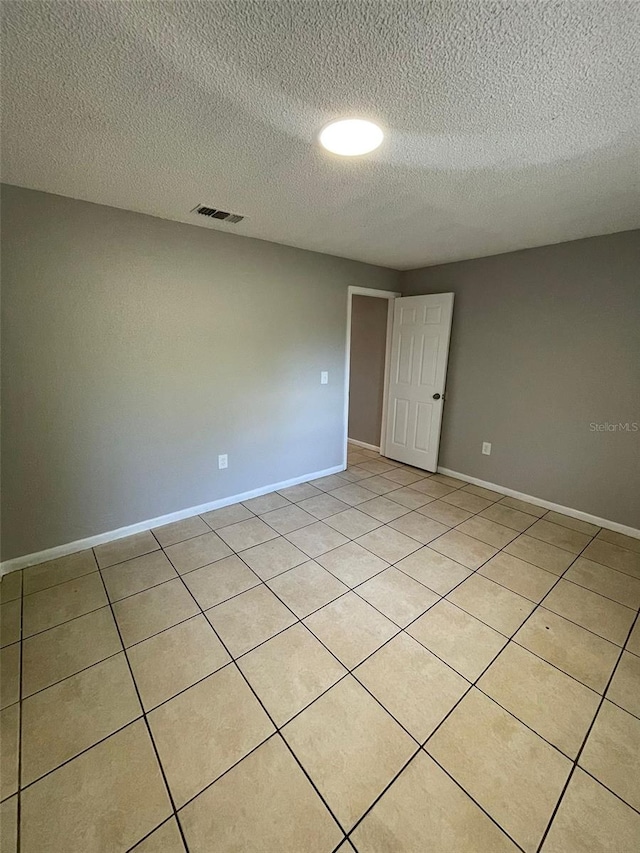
[{"left": 319, "top": 118, "right": 384, "bottom": 156}]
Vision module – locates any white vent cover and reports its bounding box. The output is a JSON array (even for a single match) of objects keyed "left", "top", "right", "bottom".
[{"left": 191, "top": 204, "right": 244, "bottom": 224}]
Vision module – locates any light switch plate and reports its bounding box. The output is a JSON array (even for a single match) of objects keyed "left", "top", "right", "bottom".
[
  {"left": 320, "top": 371, "right": 329, "bottom": 385},
  {"left": 482, "top": 442, "right": 491, "bottom": 456},
  {"left": 218, "top": 454, "right": 228, "bottom": 469}
]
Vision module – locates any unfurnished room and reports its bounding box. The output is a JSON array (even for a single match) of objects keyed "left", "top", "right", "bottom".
[{"left": 0, "top": 1, "right": 639, "bottom": 851}]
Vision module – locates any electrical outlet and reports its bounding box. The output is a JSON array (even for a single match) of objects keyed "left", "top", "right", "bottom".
[
  {"left": 482, "top": 442, "right": 492, "bottom": 456},
  {"left": 218, "top": 454, "right": 228, "bottom": 469},
  {"left": 320, "top": 371, "right": 329, "bottom": 385}
]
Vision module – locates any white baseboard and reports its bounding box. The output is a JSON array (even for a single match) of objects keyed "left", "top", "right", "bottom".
[
  {"left": 438, "top": 467, "right": 640, "bottom": 540},
  {"left": 0, "top": 463, "right": 345, "bottom": 577},
  {"left": 348, "top": 438, "right": 381, "bottom": 452}
]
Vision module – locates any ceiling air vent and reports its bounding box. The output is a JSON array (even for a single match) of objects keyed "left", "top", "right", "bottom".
[{"left": 192, "top": 204, "right": 244, "bottom": 224}]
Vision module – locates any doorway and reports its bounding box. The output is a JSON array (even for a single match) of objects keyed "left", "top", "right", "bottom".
[
  {"left": 344, "top": 287, "right": 455, "bottom": 473},
  {"left": 343, "top": 286, "right": 400, "bottom": 468}
]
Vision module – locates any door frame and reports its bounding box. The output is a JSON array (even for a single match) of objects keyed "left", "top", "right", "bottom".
[{"left": 343, "top": 285, "right": 401, "bottom": 469}]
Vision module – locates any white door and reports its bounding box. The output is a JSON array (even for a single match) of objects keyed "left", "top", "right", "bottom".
[{"left": 383, "top": 293, "right": 454, "bottom": 471}]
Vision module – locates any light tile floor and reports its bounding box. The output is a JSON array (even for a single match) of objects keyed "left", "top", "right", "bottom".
[{"left": 1, "top": 445, "right": 639, "bottom": 852}]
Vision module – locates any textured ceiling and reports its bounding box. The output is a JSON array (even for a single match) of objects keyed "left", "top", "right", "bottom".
[{"left": 2, "top": 0, "right": 639, "bottom": 269}]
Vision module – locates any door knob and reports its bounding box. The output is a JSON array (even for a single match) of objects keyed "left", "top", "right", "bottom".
[{"left": 432, "top": 393, "right": 441, "bottom": 400}]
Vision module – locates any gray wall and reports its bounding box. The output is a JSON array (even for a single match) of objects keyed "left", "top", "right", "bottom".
[
  {"left": 348, "top": 295, "right": 389, "bottom": 447},
  {"left": 1, "top": 185, "right": 399, "bottom": 560},
  {"left": 402, "top": 230, "right": 640, "bottom": 528}
]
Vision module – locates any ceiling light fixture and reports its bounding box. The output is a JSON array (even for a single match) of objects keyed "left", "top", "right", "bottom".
[{"left": 319, "top": 118, "right": 384, "bottom": 156}]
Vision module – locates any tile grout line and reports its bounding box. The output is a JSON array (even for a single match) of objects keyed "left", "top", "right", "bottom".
[
  {"left": 534, "top": 606, "right": 640, "bottom": 852},
  {"left": 92, "top": 547, "right": 193, "bottom": 853},
  {"left": 167, "top": 561, "right": 352, "bottom": 848},
  {"left": 16, "top": 574, "right": 24, "bottom": 853}
]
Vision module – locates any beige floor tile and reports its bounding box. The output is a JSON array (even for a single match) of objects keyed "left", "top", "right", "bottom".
[
  {"left": 381, "top": 467, "right": 426, "bottom": 486},
  {"left": 417, "top": 499, "right": 473, "bottom": 526},
  {"left": 181, "top": 555, "right": 260, "bottom": 609},
  {"left": 456, "top": 516, "right": 519, "bottom": 548},
  {"left": 216, "top": 517, "right": 279, "bottom": 552},
  {"left": 407, "top": 599, "right": 506, "bottom": 680},
  {"left": 628, "top": 619, "right": 640, "bottom": 655},
  {"left": 23, "top": 572, "right": 107, "bottom": 637},
  {"left": 113, "top": 578, "right": 199, "bottom": 647},
  {"left": 427, "top": 689, "right": 571, "bottom": 852},
  {"left": 429, "top": 530, "right": 497, "bottom": 570},
  {"left": 504, "top": 534, "right": 576, "bottom": 574},
  {"left": 597, "top": 528, "right": 640, "bottom": 554},
  {"left": 206, "top": 585, "right": 296, "bottom": 657},
  {"left": 447, "top": 574, "right": 535, "bottom": 636},
  {"left": 582, "top": 539, "right": 640, "bottom": 578},
  {"left": 316, "top": 542, "right": 389, "bottom": 587},
  {"left": 479, "top": 502, "right": 538, "bottom": 532},
  {"left": 148, "top": 665, "right": 274, "bottom": 807},
  {"left": 0, "top": 796, "right": 17, "bottom": 853},
  {"left": 180, "top": 735, "right": 342, "bottom": 853},
  {"left": 478, "top": 643, "right": 600, "bottom": 758},
  {"left": 286, "top": 522, "right": 349, "bottom": 558},
  {"left": 358, "top": 495, "right": 410, "bottom": 522},
  {"left": 23, "top": 548, "right": 98, "bottom": 595},
  {"left": 543, "top": 511, "right": 600, "bottom": 537},
  {"left": 21, "top": 653, "right": 141, "bottom": 785},
  {"left": 541, "top": 768, "right": 640, "bottom": 853},
  {"left": 357, "top": 475, "right": 402, "bottom": 496},
  {"left": 580, "top": 700, "right": 640, "bottom": 810},
  {"left": 515, "top": 608, "right": 619, "bottom": 693},
  {"left": 21, "top": 720, "right": 171, "bottom": 853},
  {"left": 131, "top": 818, "right": 185, "bottom": 852},
  {"left": 238, "top": 537, "right": 308, "bottom": 580},
  {"left": 199, "top": 503, "right": 254, "bottom": 530},
  {"left": 267, "top": 561, "right": 348, "bottom": 618},
  {"left": 282, "top": 676, "right": 415, "bottom": 830},
  {"left": 499, "top": 496, "right": 547, "bottom": 517},
  {"left": 355, "top": 633, "right": 468, "bottom": 741},
  {"left": 261, "top": 504, "right": 317, "bottom": 534},
  {"left": 352, "top": 751, "right": 518, "bottom": 853},
  {"left": 310, "top": 473, "right": 351, "bottom": 492},
  {"left": 385, "top": 486, "right": 433, "bottom": 509},
  {"left": 22, "top": 606, "right": 122, "bottom": 696},
  {"left": 324, "top": 508, "right": 382, "bottom": 538},
  {"left": 440, "top": 490, "right": 493, "bottom": 513},
  {"left": 328, "top": 483, "right": 378, "bottom": 506},
  {"left": 565, "top": 557, "right": 640, "bottom": 608},
  {"left": 242, "top": 492, "right": 291, "bottom": 514},
  {"left": 395, "top": 546, "right": 471, "bottom": 595},
  {"left": 238, "top": 623, "right": 346, "bottom": 725},
  {"left": 0, "top": 571, "right": 22, "bottom": 604},
  {"left": 526, "top": 519, "right": 592, "bottom": 553},
  {"left": 479, "top": 552, "right": 557, "bottom": 602},
  {"left": 0, "top": 643, "right": 20, "bottom": 709},
  {"left": 297, "top": 493, "right": 351, "bottom": 519},
  {"left": 356, "top": 526, "right": 422, "bottom": 563},
  {"left": 278, "top": 482, "right": 324, "bottom": 502},
  {"left": 304, "top": 592, "right": 398, "bottom": 669},
  {"left": 94, "top": 531, "right": 159, "bottom": 569},
  {"left": 151, "top": 515, "right": 210, "bottom": 548},
  {"left": 607, "top": 651, "right": 640, "bottom": 717},
  {"left": 356, "top": 567, "right": 439, "bottom": 627},
  {"left": 1, "top": 703, "right": 19, "bottom": 799},
  {"left": 429, "top": 473, "right": 468, "bottom": 488},
  {"left": 463, "top": 483, "right": 503, "bottom": 500},
  {"left": 341, "top": 465, "right": 374, "bottom": 482},
  {"left": 543, "top": 580, "right": 635, "bottom": 645},
  {"left": 101, "top": 550, "right": 178, "bottom": 601},
  {"left": 408, "top": 478, "right": 455, "bottom": 499},
  {"left": 389, "top": 512, "right": 449, "bottom": 545},
  {"left": 164, "top": 532, "right": 232, "bottom": 574},
  {"left": 359, "top": 460, "right": 398, "bottom": 475},
  {"left": 128, "top": 615, "right": 230, "bottom": 711}
]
